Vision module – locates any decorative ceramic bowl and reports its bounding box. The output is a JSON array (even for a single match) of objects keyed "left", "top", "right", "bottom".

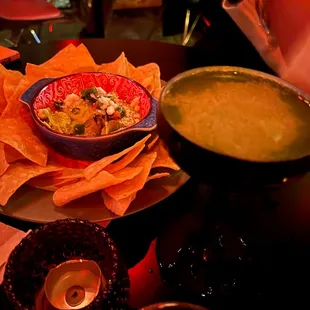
[
  {"left": 3, "top": 219, "right": 130, "bottom": 309},
  {"left": 157, "top": 66, "right": 310, "bottom": 185},
  {"left": 21, "top": 72, "right": 157, "bottom": 161}
]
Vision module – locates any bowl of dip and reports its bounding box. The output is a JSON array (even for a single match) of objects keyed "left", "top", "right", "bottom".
[
  {"left": 157, "top": 66, "right": 310, "bottom": 184},
  {"left": 20, "top": 72, "right": 157, "bottom": 161}
]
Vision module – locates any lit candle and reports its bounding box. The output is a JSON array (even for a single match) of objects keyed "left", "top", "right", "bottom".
[{"left": 44, "top": 260, "right": 104, "bottom": 310}]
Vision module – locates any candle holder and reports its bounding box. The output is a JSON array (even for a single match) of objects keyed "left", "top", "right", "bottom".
[
  {"left": 44, "top": 259, "right": 103, "bottom": 309},
  {"left": 3, "top": 219, "right": 130, "bottom": 309}
]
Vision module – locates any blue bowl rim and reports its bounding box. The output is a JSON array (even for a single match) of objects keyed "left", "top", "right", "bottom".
[{"left": 21, "top": 72, "right": 157, "bottom": 141}]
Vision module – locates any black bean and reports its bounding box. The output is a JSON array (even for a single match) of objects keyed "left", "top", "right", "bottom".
[
  {"left": 94, "top": 115, "right": 104, "bottom": 129},
  {"left": 53, "top": 101, "right": 64, "bottom": 111}
]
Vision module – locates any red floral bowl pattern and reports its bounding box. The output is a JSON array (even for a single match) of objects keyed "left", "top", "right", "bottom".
[
  {"left": 20, "top": 72, "right": 158, "bottom": 161},
  {"left": 33, "top": 72, "right": 151, "bottom": 119}
]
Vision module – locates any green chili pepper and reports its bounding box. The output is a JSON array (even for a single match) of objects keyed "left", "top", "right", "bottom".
[
  {"left": 53, "top": 101, "right": 64, "bottom": 111},
  {"left": 116, "top": 105, "right": 125, "bottom": 118},
  {"left": 74, "top": 124, "right": 85, "bottom": 135},
  {"left": 81, "top": 87, "right": 98, "bottom": 103}
]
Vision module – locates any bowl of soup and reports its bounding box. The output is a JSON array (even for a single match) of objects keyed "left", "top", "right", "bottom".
[
  {"left": 157, "top": 66, "right": 310, "bottom": 184},
  {"left": 20, "top": 72, "right": 157, "bottom": 161}
]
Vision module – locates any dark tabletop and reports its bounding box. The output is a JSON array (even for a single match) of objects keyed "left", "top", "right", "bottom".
[{"left": 2, "top": 20, "right": 310, "bottom": 309}]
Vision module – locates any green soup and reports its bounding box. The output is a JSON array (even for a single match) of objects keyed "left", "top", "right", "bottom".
[{"left": 162, "top": 71, "right": 310, "bottom": 162}]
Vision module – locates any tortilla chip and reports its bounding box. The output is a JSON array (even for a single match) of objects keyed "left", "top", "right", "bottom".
[
  {"left": 38, "top": 44, "right": 77, "bottom": 71},
  {"left": 51, "top": 168, "right": 84, "bottom": 180},
  {"left": 0, "top": 65, "right": 8, "bottom": 114},
  {"left": 0, "top": 119, "right": 48, "bottom": 166},
  {"left": 105, "top": 143, "right": 145, "bottom": 174},
  {"left": 30, "top": 180, "right": 79, "bottom": 192},
  {"left": 53, "top": 166, "right": 142, "bottom": 207},
  {"left": 152, "top": 141, "right": 180, "bottom": 171},
  {"left": 27, "top": 173, "right": 80, "bottom": 192},
  {"left": 4, "top": 145, "right": 25, "bottom": 163},
  {"left": 37, "top": 44, "right": 97, "bottom": 74},
  {"left": 19, "top": 104, "right": 35, "bottom": 129},
  {"left": 147, "top": 172, "right": 170, "bottom": 182},
  {"left": 46, "top": 179, "right": 80, "bottom": 191},
  {"left": 55, "top": 173, "right": 84, "bottom": 180},
  {"left": 0, "top": 142, "right": 9, "bottom": 177},
  {"left": 72, "top": 66, "right": 98, "bottom": 73},
  {"left": 3, "top": 70, "right": 23, "bottom": 103},
  {"left": 102, "top": 191, "right": 136, "bottom": 216},
  {"left": 26, "top": 170, "right": 60, "bottom": 185},
  {"left": 27, "top": 168, "right": 83, "bottom": 191},
  {"left": 73, "top": 44, "right": 98, "bottom": 70},
  {"left": 1, "top": 78, "right": 31, "bottom": 119},
  {"left": 146, "top": 134, "right": 159, "bottom": 151},
  {"left": 26, "top": 64, "right": 65, "bottom": 83},
  {"left": 84, "top": 134, "right": 151, "bottom": 180},
  {"left": 137, "top": 63, "right": 161, "bottom": 99},
  {"left": 47, "top": 44, "right": 97, "bottom": 74},
  {"left": 127, "top": 62, "right": 145, "bottom": 84},
  {"left": 97, "top": 54, "right": 162, "bottom": 100},
  {"left": 0, "top": 162, "right": 62, "bottom": 206},
  {"left": 112, "top": 166, "right": 143, "bottom": 179},
  {"left": 105, "top": 152, "right": 156, "bottom": 201},
  {"left": 97, "top": 52, "right": 129, "bottom": 76}
]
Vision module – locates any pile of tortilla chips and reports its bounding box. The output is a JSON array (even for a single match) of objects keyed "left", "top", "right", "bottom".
[{"left": 0, "top": 44, "right": 179, "bottom": 216}]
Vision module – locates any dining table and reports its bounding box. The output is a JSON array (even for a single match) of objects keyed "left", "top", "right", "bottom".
[{"left": 1, "top": 22, "right": 310, "bottom": 310}]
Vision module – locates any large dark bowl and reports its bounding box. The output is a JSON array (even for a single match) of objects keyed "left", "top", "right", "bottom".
[
  {"left": 157, "top": 66, "right": 310, "bottom": 185},
  {"left": 20, "top": 72, "right": 157, "bottom": 161}
]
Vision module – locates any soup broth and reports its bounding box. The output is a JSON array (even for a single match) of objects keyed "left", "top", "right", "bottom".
[{"left": 162, "top": 71, "right": 310, "bottom": 162}]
